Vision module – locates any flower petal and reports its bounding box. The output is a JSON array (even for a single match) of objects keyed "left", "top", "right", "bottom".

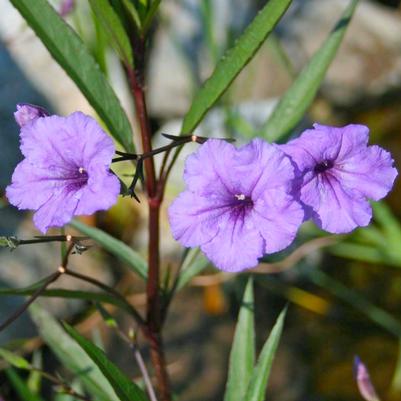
[
  {"left": 33, "top": 187, "right": 81, "bottom": 233},
  {"left": 201, "top": 211, "right": 264, "bottom": 272},
  {"left": 6, "top": 159, "right": 67, "bottom": 210},
  {"left": 183, "top": 139, "right": 236, "bottom": 196},
  {"left": 168, "top": 190, "right": 227, "bottom": 247},
  {"left": 252, "top": 189, "right": 304, "bottom": 253},
  {"left": 336, "top": 145, "right": 397, "bottom": 201},
  {"left": 302, "top": 173, "right": 372, "bottom": 233},
  {"left": 74, "top": 170, "right": 120, "bottom": 215},
  {"left": 20, "top": 112, "right": 115, "bottom": 170},
  {"left": 236, "top": 139, "right": 295, "bottom": 197}
]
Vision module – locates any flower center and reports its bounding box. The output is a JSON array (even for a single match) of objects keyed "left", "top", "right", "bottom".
[
  {"left": 314, "top": 159, "right": 334, "bottom": 174},
  {"left": 233, "top": 193, "right": 253, "bottom": 206}
]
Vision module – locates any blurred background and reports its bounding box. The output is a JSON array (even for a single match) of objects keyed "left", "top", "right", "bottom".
[{"left": 1, "top": 0, "right": 401, "bottom": 400}]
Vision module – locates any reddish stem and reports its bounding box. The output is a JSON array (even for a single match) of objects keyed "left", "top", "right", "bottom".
[{"left": 127, "top": 36, "right": 172, "bottom": 400}]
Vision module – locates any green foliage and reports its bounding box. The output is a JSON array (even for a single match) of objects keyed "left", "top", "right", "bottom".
[
  {"left": 261, "top": 0, "right": 359, "bottom": 142},
  {"left": 309, "top": 269, "right": 401, "bottom": 338},
  {"left": 0, "top": 283, "right": 133, "bottom": 314},
  {"left": 5, "top": 368, "right": 45, "bottom": 401},
  {"left": 63, "top": 323, "right": 149, "bottom": 401},
  {"left": 328, "top": 202, "right": 401, "bottom": 267},
  {"left": 224, "top": 278, "right": 255, "bottom": 401},
  {"left": 0, "top": 348, "right": 32, "bottom": 370},
  {"left": 10, "top": 0, "right": 134, "bottom": 152},
  {"left": 70, "top": 220, "right": 148, "bottom": 279},
  {"left": 89, "top": 0, "right": 134, "bottom": 67},
  {"left": 181, "top": 0, "right": 293, "bottom": 134},
  {"left": 223, "top": 280, "right": 287, "bottom": 401},
  {"left": 29, "top": 304, "right": 120, "bottom": 401},
  {"left": 244, "top": 308, "right": 287, "bottom": 401},
  {"left": 176, "top": 248, "right": 210, "bottom": 290}
]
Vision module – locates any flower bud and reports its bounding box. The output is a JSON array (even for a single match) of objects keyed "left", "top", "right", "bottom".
[
  {"left": 14, "top": 103, "right": 49, "bottom": 128},
  {"left": 59, "top": 0, "right": 75, "bottom": 17},
  {"left": 354, "top": 356, "right": 380, "bottom": 401}
]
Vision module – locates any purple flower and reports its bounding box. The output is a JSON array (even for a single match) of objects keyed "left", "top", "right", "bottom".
[
  {"left": 354, "top": 356, "right": 380, "bottom": 401},
  {"left": 14, "top": 103, "right": 49, "bottom": 128},
  {"left": 6, "top": 111, "right": 120, "bottom": 233},
  {"left": 281, "top": 124, "right": 398, "bottom": 234},
  {"left": 59, "top": 0, "right": 75, "bottom": 17},
  {"left": 168, "top": 139, "right": 304, "bottom": 272}
]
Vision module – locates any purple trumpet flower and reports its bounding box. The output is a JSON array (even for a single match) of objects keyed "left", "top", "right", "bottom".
[
  {"left": 168, "top": 138, "right": 303, "bottom": 272},
  {"left": 281, "top": 123, "right": 397, "bottom": 233},
  {"left": 6, "top": 111, "right": 120, "bottom": 233}
]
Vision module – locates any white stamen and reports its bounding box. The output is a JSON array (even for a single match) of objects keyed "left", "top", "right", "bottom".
[
  {"left": 234, "top": 194, "right": 246, "bottom": 201},
  {"left": 78, "top": 167, "right": 85, "bottom": 174}
]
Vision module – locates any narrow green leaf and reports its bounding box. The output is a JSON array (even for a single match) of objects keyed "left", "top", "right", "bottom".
[
  {"left": 244, "top": 308, "right": 287, "bottom": 401},
  {"left": 328, "top": 243, "right": 399, "bottom": 266},
  {"left": 29, "top": 304, "right": 120, "bottom": 401},
  {"left": 181, "top": 0, "right": 292, "bottom": 134},
  {"left": 5, "top": 368, "right": 45, "bottom": 401},
  {"left": 0, "top": 348, "right": 32, "bottom": 370},
  {"left": 142, "top": 0, "right": 162, "bottom": 34},
  {"left": 372, "top": 202, "right": 401, "bottom": 250},
  {"left": 89, "top": 0, "right": 134, "bottom": 66},
  {"left": 176, "top": 248, "right": 210, "bottom": 290},
  {"left": 121, "top": 0, "right": 142, "bottom": 30},
  {"left": 10, "top": 0, "right": 134, "bottom": 151},
  {"left": 261, "top": 0, "right": 359, "bottom": 142},
  {"left": 70, "top": 220, "right": 147, "bottom": 279},
  {"left": 309, "top": 270, "right": 401, "bottom": 338},
  {"left": 27, "top": 350, "right": 43, "bottom": 394},
  {"left": 0, "top": 284, "right": 133, "bottom": 314},
  {"left": 63, "top": 323, "right": 149, "bottom": 401},
  {"left": 224, "top": 278, "right": 255, "bottom": 401},
  {"left": 95, "top": 302, "right": 118, "bottom": 328}
]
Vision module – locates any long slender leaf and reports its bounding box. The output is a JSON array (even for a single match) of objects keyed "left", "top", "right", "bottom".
[
  {"left": 0, "top": 348, "right": 32, "bottom": 370},
  {"left": 328, "top": 243, "right": 400, "bottom": 266},
  {"left": 0, "top": 283, "right": 133, "bottom": 314},
  {"left": 89, "top": 0, "right": 133, "bottom": 66},
  {"left": 63, "top": 323, "right": 149, "bottom": 401},
  {"left": 224, "top": 278, "right": 255, "bottom": 401},
  {"left": 29, "top": 304, "right": 120, "bottom": 401},
  {"left": 261, "top": 0, "right": 359, "bottom": 142},
  {"left": 309, "top": 270, "right": 401, "bottom": 337},
  {"left": 244, "top": 308, "right": 287, "bottom": 401},
  {"left": 70, "top": 220, "right": 147, "bottom": 279},
  {"left": 5, "top": 368, "right": 45, "bottom": 401},
  {"left": 181, "top": 0, "right": 292, "bottom": 134},
  {"left": 176, "top": 248, "right": 210, "bottom": 290},
  {"left": 121, "top": 0, "right": 142, "bottom": 30},
  {"left": 10, "top": 0, "right": 134, "bottom": 151}
]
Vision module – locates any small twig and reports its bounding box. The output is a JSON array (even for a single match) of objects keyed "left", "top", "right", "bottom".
[
  {"left": 113, "top": 328, "right": 158, "bottom": 401},
  {"left": 30, "top": 368, "right": 92, "bottom": 401},
  {"left": 254, "top": 236, "right": 338, "bottom": 274},
  {"left": 0, "top": 235, "right": 88, "bottom": 250},
  {"left": 188, "top": 236, "right": 338, "bottom": 288},
  {"left": 64, "top": 268, "right": 147, "bottom": 333},
  {"left": 0, "top": 243, "right": 75, "bottom": 332}
]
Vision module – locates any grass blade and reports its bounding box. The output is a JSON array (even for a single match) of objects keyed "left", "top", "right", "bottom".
[
  {"left": 224, "top": 278, "right": 255, "bottom": 401},
  {"left": 261, "top": 0, "right": 359, "bottom": 142},
  {"left": 244, "top": 308, "right": 287, "bottom": 401},
  {"left": 70, "top": 219, "right": 147, "bottom": 279},
  {"left": 181, "top": 0, "right": 292, "bottom": 134},
  {"left": 63, "top": 323, "right": 149, "bottom": 401},
  {"left": 10, "top": 0, "right": 134, "bottom": 151},
  {"left": 29, "top": 304, "right": 120, "bottom": 401}
]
